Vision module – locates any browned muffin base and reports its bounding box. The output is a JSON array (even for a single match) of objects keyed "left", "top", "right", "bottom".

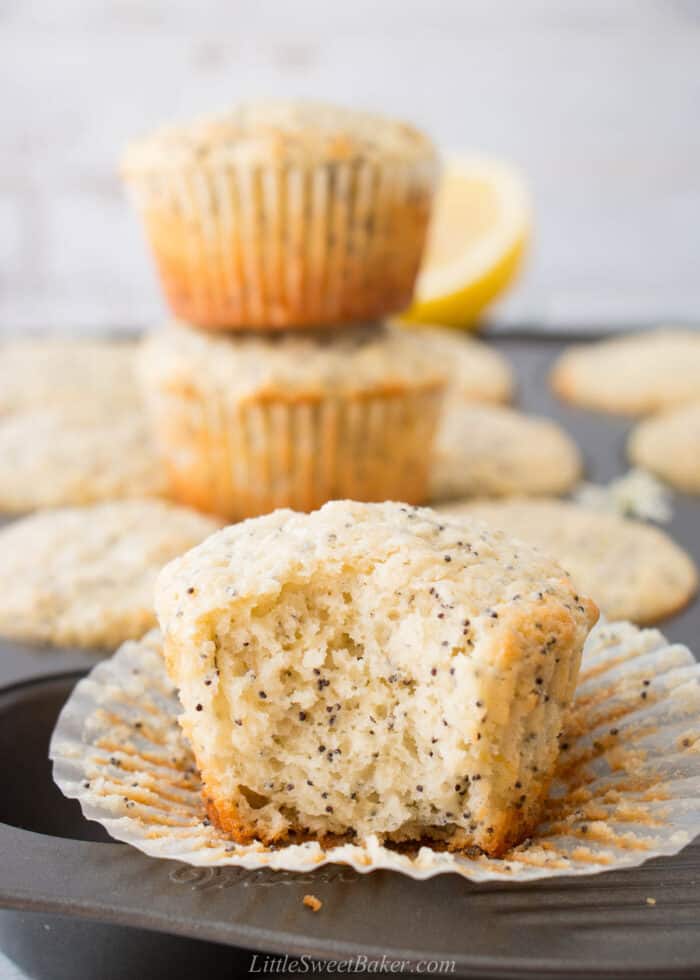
[{"left": 204, "top": 785, "right": 549, "bottom": 859}]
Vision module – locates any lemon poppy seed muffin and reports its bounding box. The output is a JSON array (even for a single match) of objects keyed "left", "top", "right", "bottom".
[
  {"left": 551, "top": 328, "right": 700, "bottom": 415},
  {"left": 0, "top": 500, "right": 221, "bottom": 649},
  {"left": 0, "top": 338, "right": 138, "bottom": 417},
  {"left": 139, "top": 321, "right": 446, "bottom": 520},
  {"left": 0, "top": 404, "right": 164, "bottom": 512},
  {"left": 155, "top": 500, "right": 597, "bottom": 856},
  {"left": 122, "top": 101, "right": 438, "bottom": 329},
  {"left": 628, "top": 402, "right": 700, "bottom": 494},
  {"left": 431, "top": 402, "right": 582, "bottom": 501},
  {"left": 440, "top": 498, "right": 698, "bottom": 625}
]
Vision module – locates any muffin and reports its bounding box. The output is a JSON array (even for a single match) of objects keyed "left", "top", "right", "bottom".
[
  {"left": 0, "top": 338, "right": 138, "bottom": 417},
  {"left": 551, "top": 328, "right": 700, "bottom": 416},
  {"left": 0, "top": 499, "right": 221, "bottom": 649},
  {"left": 139, "top": 321, "right": 446, "bottom": 520},
  {"left": 122, "top": 102, "right": 438, "bottom": 329},
  {"left": 440, "top": 498, "right": 698, "bottom": 625},
  {"left": 0, "top": 404, "right": 164, "bottom": 511},
  {"left": 431, "top": 402, "right": 582, "bottom": 501},
  {"left": 628, "top": 403, "right": 700, "bottom": 494},
  {"left": 155, "top": 500, "right": 598, "bottom": 857}
]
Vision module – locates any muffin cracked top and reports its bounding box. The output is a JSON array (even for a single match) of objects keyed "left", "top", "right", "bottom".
[{"left": 122, "top": 100, "right": 437, "bottom": 173}]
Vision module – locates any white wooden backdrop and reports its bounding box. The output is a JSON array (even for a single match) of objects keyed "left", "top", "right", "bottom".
[{"left": 1, "top": 0, "right": 699, "bottom": 335}]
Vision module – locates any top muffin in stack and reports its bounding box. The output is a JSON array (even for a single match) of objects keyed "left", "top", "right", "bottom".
[
  {"left": 122, "top": 101, "right": 445, "bottom": 520},
  {"left": 122, "top": 101, "right": 437, "bottom": 329}
]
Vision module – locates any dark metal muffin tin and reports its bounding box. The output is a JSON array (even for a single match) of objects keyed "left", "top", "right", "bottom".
[{"left": 1, "top": 333, "right": 700, "bottom": 980}]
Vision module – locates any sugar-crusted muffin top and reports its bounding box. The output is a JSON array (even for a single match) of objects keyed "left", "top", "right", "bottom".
[
  {"left": 551, "top": 327, "right": 700, "bottom": 415},
  {"left": 439, "top": 497, "right": 698, "bottom": 625},
  {"left": 0, "top": 499, "right": 221, "bottom": 648},
  {"left": 156, "top": 499, "right": 597, "bottom": 639},
  {"left": 0, "top": 404, "right": 165, "bottom": 511},
  {"left": 122, "top": 101, "right": 437, "bottom": 173},
  {"left": 0, "top": 338, "right": 138, "bottom": 416},
  {"left": 431, "top": 402, "right": 582, "bottom": 500},
  {"left": 140, "top": 321, "right": 447, "bottom": 399},
  {"left": 629, "top": 403, "right": 700, "bottom": 493}
]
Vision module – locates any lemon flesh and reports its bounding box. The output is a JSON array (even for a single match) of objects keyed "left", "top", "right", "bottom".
[{"left": 403, "top": 155, "right": 532, "bottom": 329}]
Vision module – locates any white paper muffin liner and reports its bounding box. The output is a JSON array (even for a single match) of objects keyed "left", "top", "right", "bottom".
[
  {"left": 127, "top": 157, "right": 436, "bottom": 328},
  {"left": 50, "top": 620, "right": 700, "bottom": 881},
  {"left": 146, "top": 384, "right": 443, "bottom": 521}
]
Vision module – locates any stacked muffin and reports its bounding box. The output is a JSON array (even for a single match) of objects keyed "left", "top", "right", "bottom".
[{"left": 122, "top": 102, "right": 445, "bottom": 521}]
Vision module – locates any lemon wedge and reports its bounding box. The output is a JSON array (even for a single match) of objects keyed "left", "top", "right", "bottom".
[{"left": 403, "top": 155, "right": 532, "bottom": 328}]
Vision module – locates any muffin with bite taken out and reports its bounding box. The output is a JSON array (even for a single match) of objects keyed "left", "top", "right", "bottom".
[{"left": 155, "top": 500, "right": 598, "bottom": 856}]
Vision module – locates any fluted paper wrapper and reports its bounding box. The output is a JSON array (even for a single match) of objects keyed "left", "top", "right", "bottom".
[
  {"left": 147, "top": 384, "right": 443, "bottom": 521},
  {"left": 51, "top": 620, "right": 700, "bottom": 881},
  {"left": 127, "top": 158, "right": 436, "bottom": 328}
]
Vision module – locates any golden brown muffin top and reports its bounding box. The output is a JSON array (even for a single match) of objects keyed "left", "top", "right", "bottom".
[{"left": 122, "top": 100, "right": 437, "bottom": 174}]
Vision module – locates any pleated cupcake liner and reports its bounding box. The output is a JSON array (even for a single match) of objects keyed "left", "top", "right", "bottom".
[
  {"left": 127, "top": 157, "right": 436, "bottom": 328},
  {"left": 50, "top": 618, "right": 700, "bottom": 882},
  {"left": 146, "top": 385, "right": 444, "bottom": 521}
]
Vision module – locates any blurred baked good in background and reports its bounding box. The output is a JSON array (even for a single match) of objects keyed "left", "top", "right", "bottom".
[
  {"left": 440, "top": 498, "right": 698, "bottom": 625},
  {"left": 138, "top": 320, "right": 446, "bottom": 520},
  {"left": 551, "top": 328, "right": 700, "bottom": 415},
  {"left": 628, "top": 403, "right": 700, "bottom": 494},
  {"left": 122, "top": 102, "right": 438, "bottom": 331},
  {"left": 431, "top": 402, "right": 581, "bottom": 501}
]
